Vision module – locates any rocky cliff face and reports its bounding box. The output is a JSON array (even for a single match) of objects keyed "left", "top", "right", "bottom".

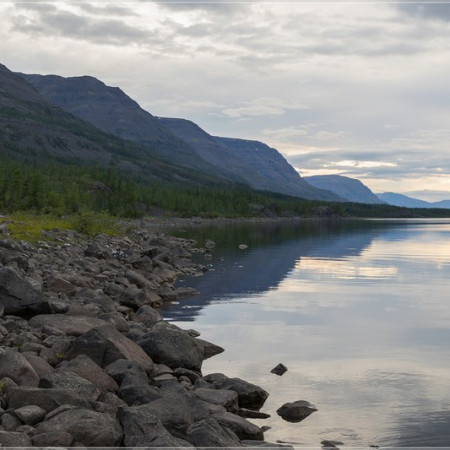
[{"left": 305, "top": 175, "right": 384, "bottom": 204}]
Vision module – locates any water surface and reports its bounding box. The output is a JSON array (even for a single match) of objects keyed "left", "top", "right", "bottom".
[{"left": 165, "top": 219, "right": 450, "bottom": 448}]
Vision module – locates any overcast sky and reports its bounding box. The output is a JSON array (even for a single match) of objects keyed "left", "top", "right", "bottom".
[{"left": 2, "top": 1, "right": 450, "bottom": 200}]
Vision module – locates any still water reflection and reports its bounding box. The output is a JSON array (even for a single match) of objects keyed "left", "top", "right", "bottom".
[{"left": 165, "top": 219, "right": 450, "bottom": 447}]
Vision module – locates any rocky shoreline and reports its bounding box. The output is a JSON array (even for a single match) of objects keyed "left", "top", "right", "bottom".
[{"left": 0, "top": 219, "right": 295, "bottom": 448}]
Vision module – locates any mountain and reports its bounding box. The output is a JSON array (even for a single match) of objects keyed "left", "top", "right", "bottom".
[
  {"left": 0, "top": 63, "right": 229, "bottom": 187},
  {"left": 22, "top": 72, "right": 340, "bottom": 201},
  {"left": 304, "top": 175, "right": 384, "bottom": 204},
  {"left": 20, "top": 73, "right": 215, "bottom": 174},
  {"left": 377, "top": 192, "right": 450, "bottom": 209},
  {"left": 158, "top": 118, "right": 341, "bottom": 201}
]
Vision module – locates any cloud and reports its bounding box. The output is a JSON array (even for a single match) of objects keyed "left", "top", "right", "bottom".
[
  {"left": 222, "top": 98, "right": 308, "bottom": 119},
  {"left": 396, "top": 3, "right": 450, "bottom": 22}
]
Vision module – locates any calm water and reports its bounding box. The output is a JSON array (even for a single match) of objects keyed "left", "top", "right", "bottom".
[{"left": 164, "top": 219, "right": 450, "bottom": 448}]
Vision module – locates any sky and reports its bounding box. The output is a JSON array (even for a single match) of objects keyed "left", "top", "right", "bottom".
[{"left": 1, "top": 0, "right": 450, "bottom": 201}]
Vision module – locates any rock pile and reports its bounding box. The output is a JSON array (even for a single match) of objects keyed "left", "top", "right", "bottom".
[{"left": 0, "top": 225, "right": 288, "bottom": 447}]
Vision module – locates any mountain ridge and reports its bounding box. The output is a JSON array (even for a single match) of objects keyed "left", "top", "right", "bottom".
[
  {"left": 22, "top": 71, "right": 341, "bottom": 201},
  {"left": 305, "top": 174, "right": 384, "bottom": 204},
  {"left": 377, "top": 192, "right": 450, "bottom": 209}
]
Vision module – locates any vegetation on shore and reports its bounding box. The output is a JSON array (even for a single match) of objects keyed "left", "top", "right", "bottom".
[{"left": 1, "top": 157, "right": 450, "bottom": 223}]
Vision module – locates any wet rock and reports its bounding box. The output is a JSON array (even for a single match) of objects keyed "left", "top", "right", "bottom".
[
  {"left": 57, "top": 354, "right": 119, "bottom": 393},
  {"left": 187, "top": 417, "right": 243, "bottom": 448},
  {"left": 138, "top": 322, "right": 205, "bottom": 371},
  {"left": 196, "top": 338, "right": 225, "bottom": 359},
  {"left": 14, "top": 405, "right": 47, "bottom": 425},
  {"left": 38, "top": 371, "right": 101, "bottom": 401},
  {"left": 33, "top": 407, "right": 123, "bottom": 446},
  {"left": 276, "top": 400, "right": 317, "bottom": 423},
  {"left": 0, "top": 348, "right": 40, "bottom": 387},
  {"left": 271, "top": 363, "right": 288, "bottom": 376},
  {"left": 204, "top": 373, "right": 269, "bottom": 410},
  {"left": 321, "top": 439, "right": 344, "bottom": 448},
  {"left": 238, "top": 408, "right": 271, "bottom": 419},
  {"left": 0, "top": 266, "right": 52, "bottom": 317},
  {"left": 29, "top": 314, "right": 109, "bottom": 336},
  {"left": 66, "top": 324, "right": 154, "bottom": 373}
]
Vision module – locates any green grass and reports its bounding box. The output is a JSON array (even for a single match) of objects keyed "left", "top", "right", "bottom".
[{"left": 1, "top": 211, "right": 126, "bottom": 241}]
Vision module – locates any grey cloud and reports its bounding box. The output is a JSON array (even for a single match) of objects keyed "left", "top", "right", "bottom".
[
  {"left": 396, "top": 3, "right": 450, "bottom": 22},
  {"left": 11, "top": 8, "right": 152, "bottom": 46},
  {"left": 152, "top": 0, "right": 250, "bottom": 14},
  {"left": 77, "top": 3, "right": 139, "bottom": 17}
]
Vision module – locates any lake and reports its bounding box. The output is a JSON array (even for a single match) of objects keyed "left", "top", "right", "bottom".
[{"left": 164, "top": 219, "right": 450, "bottom": 448}]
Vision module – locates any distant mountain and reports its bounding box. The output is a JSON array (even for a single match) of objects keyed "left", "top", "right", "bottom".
[
  {"left": 304, "top": 175, "right": 384, "bottom": 204},
  {"left": 159, "top": 118, "right": 341, "bottom": 201},
  {"left": 377, "top": 192, "right": 450, "bottom": 209},
  {"left": 22, "top": 72, "right": 340, "bottom": 201}
]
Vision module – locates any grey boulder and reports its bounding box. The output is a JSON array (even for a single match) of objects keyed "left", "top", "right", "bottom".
[
  {"left": 187, "top": 417, "right": 243, "bottom": 448},
  {"left": 0, "top": 266, "right": 52, "bottom": 317},
  {"left": 66, "top": 324, "right": 153, "bottom": 373},
  {"left": 0, "top": 348, "right": 40, "bottom": 386},
  {"left": 204, "top": 373, "right": 269, "bottom": 410},
  {"left": 33, "top": 407, "right": 122, "bottom": 446}
]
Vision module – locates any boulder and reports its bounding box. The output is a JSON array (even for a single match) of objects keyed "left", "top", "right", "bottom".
[
  {"left": 118, "top": 376, "right": 162, "bottom": 406},
  {"left": 44, "top": 275, "right": 76, "bottom": 296},
  {"left": 0, "top": 430, "right": 32, "bottom": 447},
  {"left": 0, "top": 348, "right": 40, "bottom": 387},
  {"left": 33, "top": 407, "right": 123, "bottom": 446},
  {"left": 57, "top": 354, "right": 118, "bottom": 393},
  {"left": 0, "top": 413, "right": 22, "bottom": 431},
  {"left": 131, "top": 304, "right": 163, "bottom": 327},
  {"left": 5, "top": 386, "right": 91, "bottom": 412},
  {"left": 0, "top": 266, "right": 52, "bottom": 317},
  {"left": 31, "top": 431, "right": 74, "bottom": 447},
  {"left": 212, "top": 411, "right": 264, "bottom": 441},
  {"left": 84, "top": 241, "right": 112, "bottom": 259},
  {"left": 14, "top": 404, "right": 47, "bottom": 425},
  {"left": 118, "top": 405, "right": 192, "bottom": 447},
  {"left": 29, "top": 314, "right": 109, "bottom": 336},
  {"left": 276, "top": 400, "right": 317, "bottom": 423},
  {"left": 66, "top": 325, "right": 153, "bottom": 373},
  {"left": 22, "top": 352, "right": 55, "bottom": 377},
  {"left": 204, "top": 373, "right": 269, "bottom": 410},
  {"left": 186, "top": 417, "right": 243, "bottom": 448},
  {"left": 39, "top": 371, "right": 101, "bottom": 401},
  {"left": 105, "top": 358, "right": 148, "bottom": 385},
  {"left": 138, "top": 322, "right": 205, "bottom": 371},
  {"left": 194, "top": 388, "right": 239, "bottom": 413}
]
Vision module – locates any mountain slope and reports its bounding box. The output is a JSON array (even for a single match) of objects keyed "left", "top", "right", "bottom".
[
  {"left": 22, "top": 71, "right": 340, "bottom": 201},
  {"left": 377, "top": 192, "right": 450, "bottom": 209},
  {"left": 159, "top": 118, "right": 341, "bottom": 201},
  {"left": 20, "top": 73, "right": 216, "bottom": 174},
  {"left": 305, "top": 175, "right": 384, "bottom": 204},
  {"left": 0, "top": 63, "right": 230, "bottom": 187}
]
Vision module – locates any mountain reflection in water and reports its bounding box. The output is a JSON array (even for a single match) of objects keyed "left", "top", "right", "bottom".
[{"left": 162, "top": 219, "right": 450, "bottom": 447}]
